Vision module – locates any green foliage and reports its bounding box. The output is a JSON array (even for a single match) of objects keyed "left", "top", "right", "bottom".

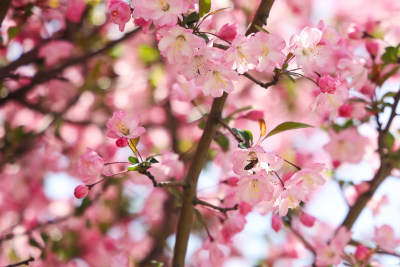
[
  {"left": 74, "top": 197, "right": 92, "bottom": 216},
  {"left": 215, "top": 132, "right": 230, "bottom": 151},
  {"left": 8, "top": 26, "right": 20, "bottom": 41},
  {"left": 381, "top": 44, "right": 400, "bottom": 64},
  {"left": 265, "top": 121, "right": 313, "bottom": 138},
  {"left": 138, "top": 44, "right": 160, "bottom": 64},
  {"left": 254, "top": 25, "right": 270, "bottom": 34},
  {"left": 129, "top": 156, "right": 139, "bottom": 164},
  {"left": 384, "top": 132, "right": 395, "bottom": 150},
  {"left": 232, "top": 128, "right": 253, "bottom": 148},
  {"left": 199, "top": 0, "right": 211, "bottom": 18}
]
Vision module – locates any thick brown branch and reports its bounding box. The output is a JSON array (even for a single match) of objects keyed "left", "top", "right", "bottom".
[
  {"left": 246, "top": 0, "right": 276, "bottom": 35},
  {"left": 0, "top": 0, "right": 11, "bottom": 28},
  {"left": 340, "top": 89, "right": 400, "bottom": 229}
]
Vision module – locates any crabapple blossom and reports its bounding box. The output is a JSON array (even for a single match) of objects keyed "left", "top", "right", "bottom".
[
  {"left": 225, "top": 34, "right": 258, "bottom": 74},
  {"left": 373, "top": 225, "right": 400, "bottom": 253},
  {"left": 66, "top": 0, "right": 86, "bottom": 23},
  {"left": 74, "top": 185, "right": 89, "bottom": 199},
  {"left": 131, "top": 0, "right": 185, "bottom": 27},
  {"left": 299, "top": 212, "right": 316, "bottom": 227},
  {"left": 287, "top": 163, "right": 325, "bottom": 193},
  {"left": 232, "top": 146, "right": 284, "bottom": 177},
  {"left": 355, "top": 245, "right": 369, "bottom": 261},
  {"left": 315, "top": 227, "right": 352, "bottom": 266},
  {"left": 38, "top": 41, "right": 74, "bottom": 67},
  {"left": 251, "top": 31, "right": 286, "bottom": 73},
  {"left": 106, "top": 110, "right": 146, "bottom": 140},
  {"left": 216, "top": 23, "right": 238, "bottom": 43},
  {"left": 158, "top": 26, "right": 206, "bottom": 64},
  {"left": 318, "top": 75, "right": 341, "bottom": 94},
  {"left": 235, "top": 170, "right": 274, "bottom": 205},
  {"left": 77, "top": 148, "right": 105, "bottom": 183},
  {"left": 108, "top": 0, "right": 131, "bottom": 32},
  {"left": 323, "top": 128, "right": 369, "bottom": 164},
  {"left": 202, "top": 64, "right": 238, "bottom": 97},
  {"left": 271, "top": 214, "right": 283, "bottom": 232}
]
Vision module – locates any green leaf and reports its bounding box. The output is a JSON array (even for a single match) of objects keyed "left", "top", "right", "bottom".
[
  {"left": 150, "top": 260, "right": 164, "bottom": 267},
  {"left": 149, "top": 157, "right": 159, "bottom": 163},
  {"left": 199, "top": 0, "right": 211, "bottom": 18},
  {"left": 127, "top": 165, "right": 139, "bottom": 171},
  {"left": 128, "top": 156, "right": 139, "bottom": 164},
  {"left": 75, "top": 197, "right": 92, "bottom": 216},
  {"left": 381, "top": 46, "right": 400, "bottom": 64},
  {"left": 182, "top": 11, "right": 199, "bottom": 27},
  {"left": 8, "top": 27, "right": 20, "bottom": 40},
  {"left": 265, "top": 122, "right": 313, "bottom": 138},
  {"left": 215, "top": 132, "right": 230, "bottom": 151},
  {"left": 254, "top": 25, "right": 270, "bottom": 34},
  {"left": 385, "top": 132, "right": 395, "bottom": 150},
  {"left": 194, "top": 209, "right": 204, "bottom": 223},
  {"left": 138, "top": 44, "right": 160, "bottom": 64},
  {"left": 232, "top": 128, "right": 253, "bottom": 148}
]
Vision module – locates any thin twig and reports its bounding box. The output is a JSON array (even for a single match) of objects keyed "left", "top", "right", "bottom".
[
  {"left": 218, "top": 117, "right": 244, "bottom": 143},
  {"left": 4, "top": 257, "right": 34, "bottom": 267},
  {"left": 193, "top": 198, "right": 238, "bottom": 214}
]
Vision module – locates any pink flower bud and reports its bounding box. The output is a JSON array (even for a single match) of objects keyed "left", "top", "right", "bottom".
[
  {"left": 216, "top": 23, "right": 238, "bottom": 43},
  {"left": 355, "top": 182, "right": 370, "bottom": 195},
  {"left": 239, "top": 201, "right": 253, "bottom": 216},
  {"left": 116, "top": 137, "right": 128, "bottom": 148},
  {"left": 366, "top": 41, "right": 379, "bottom": 57},
  {"left": 300, "top": 213, "right": 316, "bottom": 227},
  {"left": 338, "top": 104, "right": 353, "bottom": 117},
  {"left": 319, "top": 75, "right": 340, "bottom": 94},
  {"left": 74, "top": 185, "right": 89, "bottom": 199},
  {"left": 355, "top": 245, "right": 369, "bottom": 260},
  {"left": 347, "top": 23, "right": 363, "bottom": 39},
  {"left": 226, "top": 177, "right": 239, "bottom": 186},
  {"left": 271, "top": 214, "right": 283, "bottom": 232}
]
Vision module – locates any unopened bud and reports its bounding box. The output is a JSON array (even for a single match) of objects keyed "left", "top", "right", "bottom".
[{"left": 74, "top": 185, "right": 89, "bottom": 199}]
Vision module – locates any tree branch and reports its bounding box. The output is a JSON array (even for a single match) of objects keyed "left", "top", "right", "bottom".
[
  {"left": 4, "top": 257, "right": 34, "bottom": 267},
  {"left": 172, "top": 1, "right": 276, "bottom": 266},
  {"left": 340, "top": 89, "right": 400, "bottom": 229},
  {"left": 0, "top": 0, "right": 11, "bottom": 28},
  {"left": 193, "top": 198, "right": 239, "bottom": 214}
]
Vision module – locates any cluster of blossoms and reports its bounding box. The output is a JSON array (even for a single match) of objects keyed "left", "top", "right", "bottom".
[
  {"left": 232, "top": 145, "right": 325, "bottom": 216},
  {"left": 74, "top": 111, "right": 146, "bottom": 198}
]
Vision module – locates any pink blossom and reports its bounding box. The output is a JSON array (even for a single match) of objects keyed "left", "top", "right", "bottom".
[
  {"left": 287, "top": 163, "right": 325, "bottom": 193},
  {"left": 171, "top": 76, "right": 201, "bottom": 102},
  {"left": 133, "top": 18, "right": 152, "bottom": 33},
  {"left": 338, "top": 104, "right": 352, "bottom": 117},
  {"left": 347, "top": 23, "right": 364, "bottom": 39},
  {"left": 216, "top": 23, "right": 238, "bottom": 43},
  {"left": 318, "top": 75, "right": 341, "bottom": 94},
  {"left": 225, "top": 34, "right": 258, "bottom": 74},
  {"left": 292, "top": 27, "right": 333, "bottom": 76},
  {"left": 202, "top": 65, "right": 238, "bottom": 97},
  {"left": 235, "top": 171, "right": 274, "bottom": 205},
  {"left": 278, "top": 186, "right": 307, "bottom": 216},
  {"left": 366, "top": 41, "right": 379, "bottom": 57},
  {"left": 131, "top": 0, "right": 185, "bottom": 28},
  {"left": 251, "top": 31, "right": 286, "bottom": 73},
  {"left": 109, "top": 0, "right": 131, "bottom": 32},
  {"left": 74, "top": 185, "right": 89, "bottom": 199},
  {"left": 315, "top": 227, "right": 352, "bottom": 266},
  {"left": 208, "top": 242, "right": 226, "bottom": 266},
  {"left": 66, "top": 0, "right": 86, "bottom": 23},
  {"left": 300, "top": 212, "right": 316, "bottom": 227},
  {"left": 313, "top": 84, "right": 349, "bottom": 117},
  {"left": 158, "top": 26, "right": 206, "bottom": 64},
  {"left": 373, "top": 225, "right": 400, "bottom": 253},
  {"left": 38, "top": 41, "right": 74, "bottom": 67},
  {"left": 77, "top": 148, "right": 105, "bottom": 183},
  {"left": 115, "top": 137, "right": 128, "bottom": 148},
  {"left": 106, "top": 110, "right": 146, "bottom": 139},
  {"left": 323, "top": 128, "right": 369, "bottom": 164},
  {"left": 355, "top": 245, "right": 369, "bottom": 261},
  {"left": 221, "top": 213, "right": 246, "bottom": 241},
  {"left": 232, "top": 146, "right": 283, "bottom": 177},
  {"left": 271, "top": 214, "right": 283, "bottom": 232}
]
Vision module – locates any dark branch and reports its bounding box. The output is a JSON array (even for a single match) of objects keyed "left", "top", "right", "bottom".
[
  {"left": 193, "top": 198, "right": 238, "bottom": 214},
  {"left": 4, "top": 257, "right": 34, "bottom": 267}
]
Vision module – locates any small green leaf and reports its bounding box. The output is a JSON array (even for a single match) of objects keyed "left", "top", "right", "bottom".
[
  {"left": 381, "top": 46, "right": 400, "bottom": 64},
  {"left": 232, "top": 128, "right": 253, "bottom": 148},
  {"left": 128, "top": 156, "right": 139, "bottom": 164},
  {"left": 149, "top": 157, "right": 159, "bottom": 163},
  {"left": 215, "top": 133, "right": 230, "bottom": 151},
  {"left": 127, "top": 165, "right": 139, "bottom": 171},
  {"left": 150, "top": 260, "right": 164, "bottom": 267},
  {"left": 194, "top": 209, "right": 204, "bottom": 223},
  {"left": 265, "top": 122, "right": 313, "bottom": 138},
  {"left": 254, "top": 25, "right": 270, "bottom": 34},
  {"left": 8, "top": 27, "right": 20, "bottom": 40},
  {"left": 182, "top": 11, "right": 199, "bottom": 27},
  {"left": 199, "top": 0, "right": 211, "bottom": 18},
  {"left": 138, "top": 44, "right": 160, "bottom": 64},
  {"left": 385, "top": 132, "right": 395, "bottom": 150}
]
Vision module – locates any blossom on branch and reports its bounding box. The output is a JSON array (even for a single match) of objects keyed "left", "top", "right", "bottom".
[
  {"left": 77, "top": 148, "right": 105, "bottom": 183},
  {"left": 109, "top": 0, "right": 131, "bottom": 32},
  {"left": 106, "top": 110, "right": 146, "bottom": 140}
]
